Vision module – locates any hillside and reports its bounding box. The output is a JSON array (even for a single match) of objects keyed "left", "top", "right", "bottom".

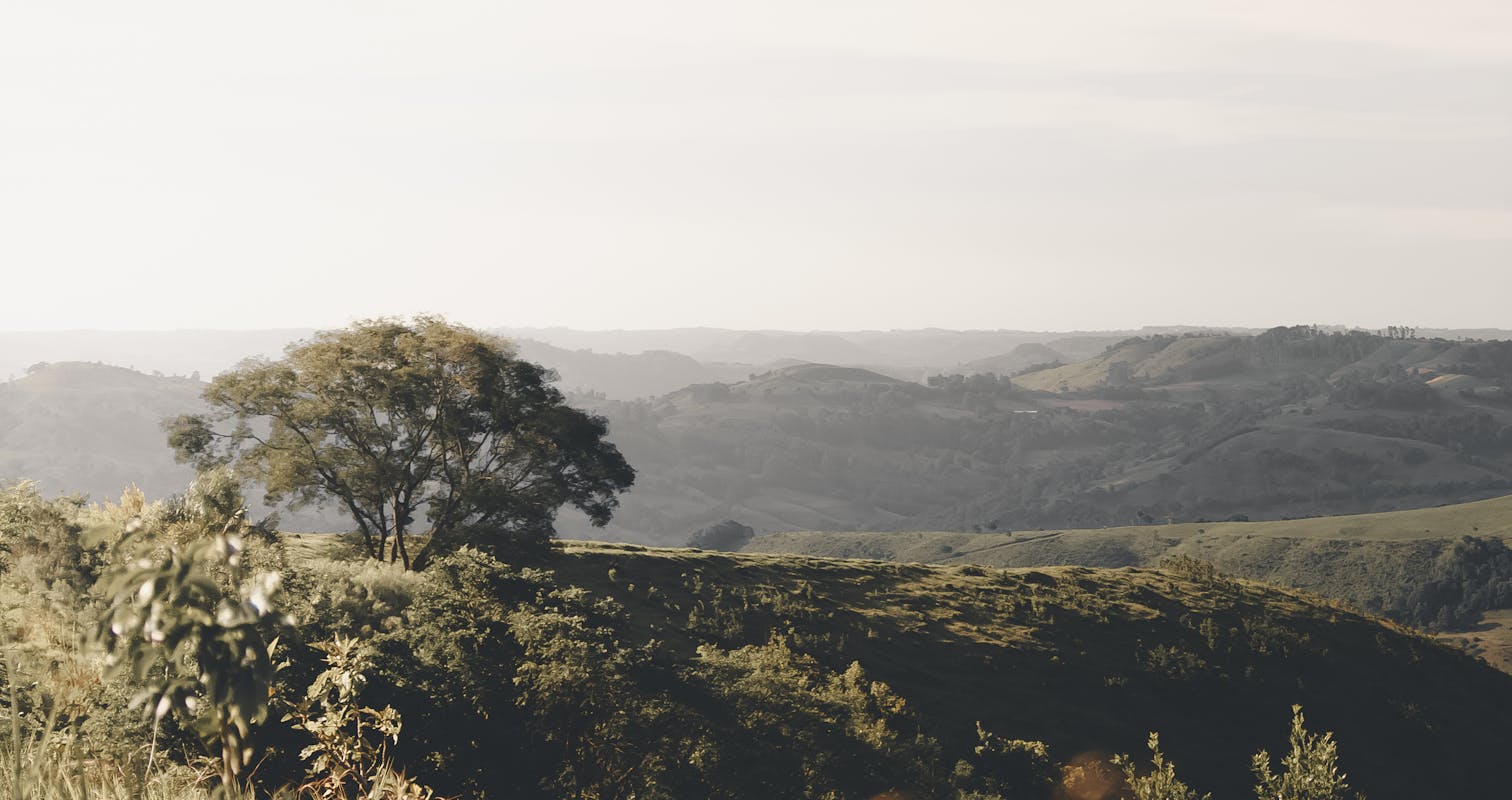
[
  {"left": 271, "top": 532, "right": 1512, "bottom": 798},
  {"left": 957, "top": 342, "right": 1066, "bottom": 376},
  {"left": 472, "top": 541, "right": 1512, "bottom": 798},
  {"left": 511, "top": 338, "right": 752, "bottom": 400},
  {"left": 0, "top": 362, "right": 346, "bottom": 529},
  {"left": 0, "top": 362, "right": 203, "bottom": 500},
  {"left": 569, "top": 329, "right": 1512, "bottom": 543},
  {"left": 746, "top": 493, "right": 1512, "bottom": 660}
]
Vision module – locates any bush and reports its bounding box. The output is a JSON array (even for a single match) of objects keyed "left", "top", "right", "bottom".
[
  {"left": 688, "top": 520, "right": 755, "bottom": 551},
  {"left": 1251, "top": 706, "right": 1356, "bottom": 800}
]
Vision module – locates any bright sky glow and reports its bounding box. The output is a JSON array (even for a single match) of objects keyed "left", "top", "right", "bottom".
[{"left": 2, "top": 1, "right": 1509, "bottom": 332}]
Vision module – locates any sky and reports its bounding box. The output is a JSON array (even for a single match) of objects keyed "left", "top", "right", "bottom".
[{"left": 2, "top": 1, "right": 1509, "bottom": 333}]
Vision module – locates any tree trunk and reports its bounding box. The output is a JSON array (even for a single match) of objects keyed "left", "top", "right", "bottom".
[{"left": 396, "top": 530, "right": 411, "bottom": 570}]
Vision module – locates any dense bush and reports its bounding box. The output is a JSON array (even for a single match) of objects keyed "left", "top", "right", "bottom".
[{"left": 687, "top": 519, "right": 755, "bottom": 551}]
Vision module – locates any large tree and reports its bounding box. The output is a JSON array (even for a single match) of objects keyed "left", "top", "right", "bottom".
[{"left": 166, "top": 317, "right": 634, "bottom": 568}]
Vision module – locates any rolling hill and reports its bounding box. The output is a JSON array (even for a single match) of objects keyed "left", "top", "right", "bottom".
[
  {"left": 745, "top": 493, "right": 1512, "bottom": 664},
  {"left": 0, "top": 362, "right": 203, "bottom": 500},
  {"left": 956, "top": 342, "right": 1067, "bottom": 376},
  {"left": 567, "top": 328, "right": 1512, "bottom": 543},
  {"left": 449, "top": 540, "right": 1512, "bottom": 798}
]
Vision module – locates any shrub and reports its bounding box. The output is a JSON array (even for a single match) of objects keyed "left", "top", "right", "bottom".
[
  {"left": 687, "top": 520, "right": 755, "bottom": 551},
  {"left": 1251, "top": 706, "right": 1357, "bottom": 800},
  {"left": 1115, "top": 733, "right": 1210, "bottom": 800}
]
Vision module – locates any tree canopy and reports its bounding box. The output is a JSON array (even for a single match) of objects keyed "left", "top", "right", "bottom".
[{"left": 166, "top": 316, "right": 634, "bottom": 568}]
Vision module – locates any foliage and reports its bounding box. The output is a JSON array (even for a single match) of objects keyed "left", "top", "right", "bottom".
[
  {"left": 1115, "top": 733, "right": 1210, "bottom": 800},
  {"left": 952, "top": 722, "right": 1055, "bottom": 798},
  {"left": 1251, "top": 706, "right": 1357, "bottom": 800},
  {"left": 686, "top": 519, "right": 754, "bottom": 551},
  {"left": 166, "top": 316, "right": 634, "bottom": 568},
  {"left": 286, "top": 636, "right": 435, "bottom": 800},
  {"left": 0, "top": 482, "right": 102, "bottom": 592},
  {"left": 690, "top": 637, "right": 947, "bottom": 799},
  {"left": 90, "top": 522, "right": 293, "bottom": 792}
]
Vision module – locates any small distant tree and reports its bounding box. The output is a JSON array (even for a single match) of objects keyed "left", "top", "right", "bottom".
[
  {"left": 1251, "top": 705, "right": 1358, "bottom": 800},
  {"left": 687, "top": 520, "right": 755, "bottom": 551},
  {"left": 165, "top": 316, "right": 634, "bottom": 568}
]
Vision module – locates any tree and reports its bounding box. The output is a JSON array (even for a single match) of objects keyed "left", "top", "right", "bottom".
[
  {"left": 687, "top": 519, "right": 754, "bottom": 551},
  {"left": 166, "top": 316, "right": 634, "bottom": 568}
]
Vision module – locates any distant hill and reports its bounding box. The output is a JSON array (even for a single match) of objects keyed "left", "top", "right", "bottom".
[
  {"left": 510, "top": 338, "right": 751, "bottom": 400},
  {"left": 4, "top": 325, "right": 1509, "bottom": 388},
  {"left": 958, "top": 342, "right": 1067, "bottom": 376},
  {"left": 1013, "top": 328, "right": 1512, "bottom": 394},
  {"left": 0, "top": 362, "right": 203, "bottom": 500},
  {"left": 0, "top": 362, "right": 345, "bottom": 529},
  {"left": 0, "top": 329, "right": 311, "bottom": 383},
  {"left": 567, "top": 329, "right": 1512, "bottom": 544}
]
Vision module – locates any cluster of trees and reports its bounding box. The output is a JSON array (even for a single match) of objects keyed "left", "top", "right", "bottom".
[
  {"left": 1328, "top": 368, "right": 1440, "bottom": 410},
  {"left": 1384, "top": 536, "right": 1512, "bottom": 630}
]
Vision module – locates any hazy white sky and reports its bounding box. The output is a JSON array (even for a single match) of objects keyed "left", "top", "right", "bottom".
[{"left": 2, "top": 1, "right": 1509, "bottom": 332}]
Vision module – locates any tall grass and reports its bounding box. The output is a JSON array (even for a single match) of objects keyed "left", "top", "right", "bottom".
[{"left": 0, "top": 648, "right": 218, "bottom": 800}]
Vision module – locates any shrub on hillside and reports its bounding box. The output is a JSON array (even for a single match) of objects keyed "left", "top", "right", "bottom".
[{"left": 688, "top": 519, "right": 755, "bottom": 551}]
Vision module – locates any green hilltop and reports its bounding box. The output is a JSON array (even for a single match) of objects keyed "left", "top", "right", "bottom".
[{"left": 745, "top": 492, "right": 1512, "bottom": 666}]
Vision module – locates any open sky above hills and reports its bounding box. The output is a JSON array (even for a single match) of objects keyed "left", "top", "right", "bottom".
[{"left": 3, "top": 2, "right": 1509, "bottom": 332}]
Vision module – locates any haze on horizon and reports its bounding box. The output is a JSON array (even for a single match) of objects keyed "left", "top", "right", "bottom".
[{"left": 3, "top": 1, "right": 1509, "bottom": 334}]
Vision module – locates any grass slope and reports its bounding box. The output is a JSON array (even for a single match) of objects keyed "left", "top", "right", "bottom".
[
  {"left": 527, "top": 541, "right": 1510, "bottom": 800},
  {"left": 746, "top": 494, "right": 1512, "bottom": 663}
]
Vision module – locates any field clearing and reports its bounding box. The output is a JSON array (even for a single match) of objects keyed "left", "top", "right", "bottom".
[{"left": 1438, "top": 608, "right": 1512, "bottom": 673}]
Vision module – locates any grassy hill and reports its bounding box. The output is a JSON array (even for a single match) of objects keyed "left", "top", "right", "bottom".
[
  {"left": 283, "top": 534, "right": 1512, "bottom": 798},
  {"left": 746, "top": 493, "right": 1512, "bottom": 661}
]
